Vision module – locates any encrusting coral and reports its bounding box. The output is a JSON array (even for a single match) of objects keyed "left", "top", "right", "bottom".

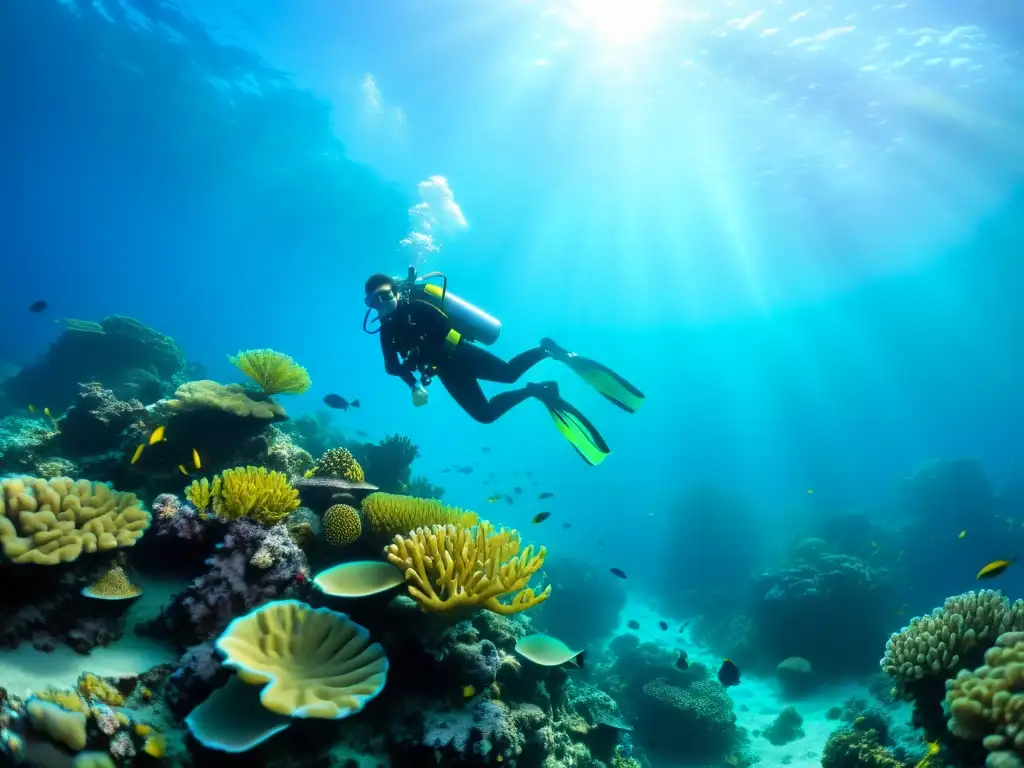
[
  {"left": 385, "top": 522, "right": 550, "bottom": 615},
  {"left": 322, "top": 503, "right": 362, "bottom": 547},
  {"left": 0, "top": 476, "right": 151, "bottom": 565},
  {"left": 228, "top": 349, "right": 311, "bottom": 396},
  {"left": 185, "top": 466, "right": 299, "bottom": 525},
  {"left": 309, "top": 447, "right": 365, "bottom": 483},
  {"left": 166, "top": 380, "right": 286, "bottom": 420},
  {"left": 362, "top": 492, "right": 477, "bottom": 538}
]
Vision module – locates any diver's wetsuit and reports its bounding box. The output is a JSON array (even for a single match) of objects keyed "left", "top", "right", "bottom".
[{"left": 379, "top": 297, "right": 550, "bottom": 423}]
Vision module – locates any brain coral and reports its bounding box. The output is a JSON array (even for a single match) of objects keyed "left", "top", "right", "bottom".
[
  {"left": 0, "top": 477, "right": 151, "bottom": 565},
  {"left": 945, "top": 631, "right": 1024, "bottom": 763},
  {"left": 322, "top": 504, "right": 362, "bottom": 547},
  {"left": 881, "top": 590, "right": 1024, "bottom": 683}
]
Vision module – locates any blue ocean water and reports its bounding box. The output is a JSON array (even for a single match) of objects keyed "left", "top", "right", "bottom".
[{"left": 2, "top": 1, "right": 1024, "bottom": 765}]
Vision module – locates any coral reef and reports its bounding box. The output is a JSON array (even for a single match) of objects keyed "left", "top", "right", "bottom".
[
  {"left": 322, "top": 503, "right": 363, "bottom": 547},
  {"left": 764, "top": 706, "right": 804, "bottom": 746},
  {"left": 776, "top": 655, "right": 815, "bottom": 697},
  {"left": 634, "top": 678, "right": 741, "bottom": 763},
  {"left": 349, "top": 434, "right": 421, "bottom": 494},
  {"left": 185, "top": 466, "right": 300, "bottom": 525},
  {"left": 363, "top": 491, "right": 477, "bottom": 539},
  {"left": 530, "top": 555, "right": 628, "bottom": 650},
  {"left": 309, "top": 446, "right": 365, "bottom": 483}
]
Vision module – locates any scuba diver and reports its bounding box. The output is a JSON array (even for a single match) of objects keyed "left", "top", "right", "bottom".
[{"left": 362, "top": 267, "right": 645, "bottom": 465}]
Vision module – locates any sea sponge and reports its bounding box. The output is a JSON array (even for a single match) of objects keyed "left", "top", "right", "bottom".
[
  {"left": 311, "top": 448, "right": 365, "bottom": 483},
  {"left": 945, "top": 631, "right": 1024, "bottom": 757},
  {"left": 166, "top": 380, "right": 286, "bottom": 419},
  {"left": 81, "top": 565, "right": 142, "bottom": 600},
  {"left": 322, "top": 504, "right": 362, "bottom": 547},
  {"left": 228, "top": 349, "right": 311, "bottom": 396},
  {"left": 385, "top": 521, "right": 551, "bottom": 615},
  {"left": 188, "top": 467, "right": 300, "bottom": 525},
  {"left": 26, "top": 698, "right": 88, "bottom": 751},
  {"left": 215, "top": 599, "right": 389, "bottom": 718},
  {"left": 0, "top": 476, "right": 151, "bottom": 565},
  {"left": 362, "top": 492, "right": 478, "bottom": 538},
  {"left": 881, "top": 590, "right": 1024, "bottom": 682}
]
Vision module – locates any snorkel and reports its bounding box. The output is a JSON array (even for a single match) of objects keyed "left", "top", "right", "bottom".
[{"left": 362, "top": 266, "right": 449, "bottom": 334}]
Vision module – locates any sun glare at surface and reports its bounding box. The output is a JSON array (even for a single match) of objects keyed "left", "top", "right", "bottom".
[{"left": 563, "top": 0, "right": 666, "bottom": 47}]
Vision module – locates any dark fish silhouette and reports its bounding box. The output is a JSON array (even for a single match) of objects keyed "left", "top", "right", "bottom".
[
  {"left": 539, "top": 492, "right": 554, "bottom": 500},
  {"left": 679, "top": 621, "right": 690, "bottom": 633},
  {"left": 457, "top": 466, "right": 474, "bottom": 475},
  {"left": 659, "top": 621, "right": 668, "bottom": 631},
  {"left": 324, "top": 394, "right": 359, "bottom": 410},
  {"left": 561, "top": 522, "right": 572, "bottom": 530},
  {"left": 482, "top": 446, "right": 491, "bottom": 453},
  {"left": 514, "top": 487, "right": 522, "bottom": 494},
  {"left": 532, "top": 511, "right": 551, "bottom": 524},
  {"left": 676, "top": 652, "right": 689, "bottom": 671},
  {"left": 718, "top": 659, "right": 741, "bottom": 687},
  {"left": 355, "top": 430, "right": 368, "bottom": 437},
  {"left": 610, "top": 567, "right": 627, "bottom": 579},
  {"left": 504, "top": 495, "right": 513, "bottom": 505},
  {"left": 28, "top": 300, "right": 47, "bottom": 313},
  {"left": 627, "top": 620, "right": 640, "bottom": 630}
]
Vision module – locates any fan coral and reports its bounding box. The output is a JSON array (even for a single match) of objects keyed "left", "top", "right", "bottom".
[
  {"left": 186, "top": 467, "right": 299, "bottom": 525},
  {"left": 362, "top": 492, "right": 477, "bottom": 538},
  {"left": 385, "top": 522, "right": 550, "bottom": 615},
  {"left": 322, "top": 504, "right": 362, "bottom": 547},
  {"left": 881, "top": 590, "right": 1024, "bottom": 684},
  {"left": 228, "top": 349, "right": 311, "bottom": 396},
  {"left": 0, "top": 476, "right": 151, "bottom": 565},
  {"left": 311, "top": 447, "right": 365, "bottom": 483}
]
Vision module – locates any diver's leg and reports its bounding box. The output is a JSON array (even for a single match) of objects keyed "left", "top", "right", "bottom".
[
  {"left": 438, "top": 370, "right": 539, "bottom": 424},
  {"left": 457, "top": 341, "right": 550, "bottom": 384}
]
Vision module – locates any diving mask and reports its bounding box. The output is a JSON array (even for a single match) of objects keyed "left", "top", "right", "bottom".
[{"left": 365, "top": 286, "right": 399, "bottom": 316}]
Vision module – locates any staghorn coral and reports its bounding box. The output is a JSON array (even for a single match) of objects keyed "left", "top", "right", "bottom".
[
  {"left": 882, "top": 590, "right": 1024, "bottom": 684},
  {"left": 228, "top": 349, "right": 311, "bottom": 396},
  {"left": 310, "top": 447, "right": 365, "bottom": 483},
  {"left": 186, "top": 466, "right": 299, "bottom": 525},
  {"left": 385, "top": 522, "right": 550, "bottom": 615},
  {"left": 166, "top": 380, "right": 286, "bottom": 420},
  {"left": 362, "top": 491, "right": 477, "bottom": 538},
  {"left": 322, "top": 504, "right": 362, "bottom": 547},
  {"left": 0, "top": 476, "right": 151, "bottom": 565},
  {"left": 945, "top": 631, "right": 1024, "bottom": 765}
]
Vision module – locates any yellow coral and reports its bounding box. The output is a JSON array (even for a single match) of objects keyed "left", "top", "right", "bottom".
[
  {"left": 384, "top": 522, "right": 551, "bottom": 615},
  {"left": 81, "top": 565, "right": 142, "bottom": 600},
  {"left": 312, "top": 448, "right": 365, "bottom": 483},
  {"left": 228, "top": 349, "right": 311, "bottom": 396},
  {"left": 362, "top": 492, "right": 478, "bottom": 538},
  {"left": 0, "top": 477, "right": 151, "bottom": 565},
  {"left": 26, "top": 699, "right": 88, "bottom": 751},
  {"left": 143, "top": 733, "right": 167, "bottom": 758},
  {"left": 322, "top": 504, "right": 362, "bottom": 547},
  {"left": 215, "top": 600, "right": 389, "bottom": 718},
  {"left": 75, "top": 673, "right": 123, "bottom": 706},
  {"left": 34, "top": 690, "right": 88, "bottom": 715},
  {"left": 188, "top": 467, "right": 299, "bottom": 525},
  {"left": 167, "top": 380, "right": 287, "bottom": 419}
]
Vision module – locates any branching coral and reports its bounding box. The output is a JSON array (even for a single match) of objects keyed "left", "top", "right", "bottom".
[
  {"left": 185, "top": 467, "right": 299, "bottom": 525},
  {"left": 0, "top": 476, "right": 151, "bottom": 565},
  {"left": 882, "top": 590, "right": 1024, "bottom": 684},
  {"left": 228, "top": 349, "right": 311, "bottom": 396},
  {"left": 362, "top": 492, "right": 477, "bottom": 538},
  {"left": 384, "top": 522, "right": 550, "bottom": 615},
  {"left": 310, "top": 447, "right": 365, "bottom": 483}
]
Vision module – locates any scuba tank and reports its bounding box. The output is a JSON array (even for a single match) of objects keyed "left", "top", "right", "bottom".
[{"left": 363, "top": 266, "right": 502, "bottom": 345}]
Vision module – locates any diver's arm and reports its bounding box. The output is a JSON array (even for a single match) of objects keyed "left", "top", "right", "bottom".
[{"left": 380, "top": 332, "right": 418, "bottom": 388}]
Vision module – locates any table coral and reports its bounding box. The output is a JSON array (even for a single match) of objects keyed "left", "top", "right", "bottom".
[
  {"left": 385, "top": 522, "right": 550, "bottom": 615},
  {"left": 0, "top": 476, "right": 151, "bottom": 565}
]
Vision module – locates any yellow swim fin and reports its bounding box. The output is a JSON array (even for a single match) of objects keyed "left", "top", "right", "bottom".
[
  {"left": 536, "top": 385, "right": 611, "bottom": 466},
  {"left": 541, "top": 338, "right": 645, "bottom": 413}
]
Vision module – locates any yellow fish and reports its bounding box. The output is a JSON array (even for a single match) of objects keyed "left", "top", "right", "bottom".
[
  {"left": 130, "top": 444, "right": 145, "bottom": 465},
  {"left": 977, "top": 558, "right": 1017, "bottom": 580},
  {"left": 148, "top": 425, "right": 166, "bottom": 445},
  {"left": 462, "top": 685, "right": 475, "bottom": 698},
  {"left": 958, "top": 530, "right": 967, "bottom": 539},
  {"left": 177, "top": 465, "right": 190, "bottom": 477},
  {"left": 43, "top": 407, "right": 52, "bottom": 418},
  {"left": 913, "top": 740, "right": 940, "bottom": 768},
  {"left": 487, "top": 494, "right": 502, "bottom": 503},
  {"left": 192, "top": 448, "right": 202, "bottom": 470},
  {"left": 27, "top": 404, "right": 36, "bottom": 414},
  {"left": 806, "top": 489, "right": 814, "bottom": 494}
]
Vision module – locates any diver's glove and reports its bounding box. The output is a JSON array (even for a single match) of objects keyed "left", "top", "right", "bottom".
[{"left": 411, "top": 384, "right": 429, "bottom": 407}]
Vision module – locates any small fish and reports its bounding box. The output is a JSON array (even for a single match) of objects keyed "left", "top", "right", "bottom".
[
  {"left": 659, "top": 621, "right": 668, "bottom": 631},
  {"left": 597, "top": 539, "right": 605, "bottom": 546},
  {"left": 482, "top": 446, "right": 491, "bottom": 453},
  {"left": 148, "top": 425, "right": 166, "bottom": 445},
  {"left": 177, "top": 465, "right": 190, "bottom": 476},
  {"left": 561, "top": 522, "right": 572, "bottom": 530},
  {"left": 610, "top": 567, "right": 627, "bottom": 579},
  {"left": 514, "top": 487, "right": 522, "bottom": 494},
  {"left": 462, "top": 685, "right": 476, "bottom": 699},
  {"left": 627, "top": 620, "right": 640, "bottom": 630},
  {"left": 977, "top": 558, "right": 1017, "bottom": 580},
  {"left": 457, "top": 466, "right": 474, "bottom": 475},
  {"left": 718, "top": 659, "right": 741, "bottom": 687},
  {"left": 487, "top": 494, "right": 503, "bottom": 503},
  {"left": 355, "top": 430, "right": 368, "bottom": 437},
  {"left": 679, "top": 620, "right": 690, "bottom": 632},
  {"left": 27, "top": 404, "right": 36, "bottom": 414},
  {"left": 806, "top": 489, "right": 814, "bottom": 494},
  {"left": 504, "top": 495, "right": 513, "bottom": 505},
  {"left": 43, "top": 407, "right": 53, "bottom": 418},
  {"left": 28, "top": 300, "right": 47, "bottom": 313},
  {"left": 130, "top": 444, "right": 145, "bottom": 465},
  {"left": 676, "top": 651, "right": 689, "bottom": 671},
  {"left": 192, "top": 448, "right": 202, "bottom": 470},
  {"left": 323, "top": 394, "right": 354, "bottom": 410},
  {"left": 532, "top": 512, "right": 551, "bottom": 524},
  {"left": 958, "top": 530, "right": 967, "bottom": 539},
  {"left": 539, "top": 492, "right": 554, "bottom": 500},
  {"left": 515, "top": 634, "right": 584, "bottom": 668}
]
